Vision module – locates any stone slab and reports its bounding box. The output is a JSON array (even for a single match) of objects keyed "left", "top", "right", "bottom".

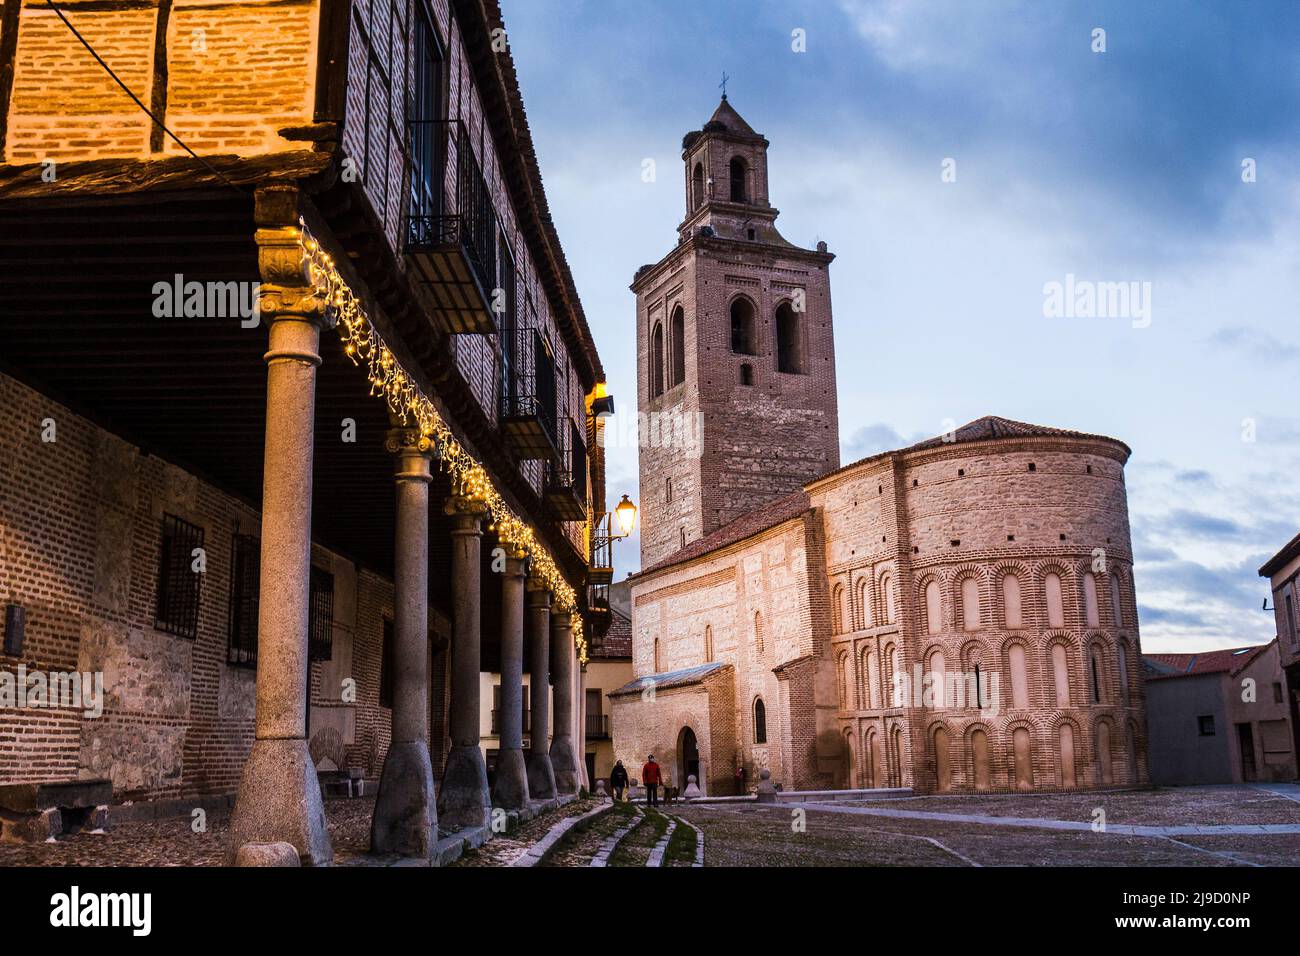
[{"left": 0, "top": 780, "right": 112, "bottom": 813}]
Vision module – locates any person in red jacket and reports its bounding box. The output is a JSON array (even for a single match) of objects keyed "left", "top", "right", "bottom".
[{"left": 641, "top": 754, "right": 661, "bottom": 807}]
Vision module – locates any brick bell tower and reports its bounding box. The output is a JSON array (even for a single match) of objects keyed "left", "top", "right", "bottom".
[{"left": 632, "top": 96, "right": 840, "bottom": 569}]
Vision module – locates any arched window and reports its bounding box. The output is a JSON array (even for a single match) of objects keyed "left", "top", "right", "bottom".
[
  {"left": 730, "top": 297, "right": 756, "bottom": 355},
  {"left": 960, "top": 577, "right": 981, "bottom": 631},
  {"left": 775, "top": 301, "right": 803, "bottom": 373},
  {"left": 754, "top": 611, "right": 764, "bottom": 655},
  {"left": 933, "top": 726, "right": 952, "bottom": 791},
  {"left": 1051, "top": 642, "right": 1071, "bottom": 706},
  {"left": 1044, "top": 571, "right": 1065, "bottom": 628},
  {"left": 1009, "top": 643, "right": 1030, "bottom": 709},
  {"left": 653, "top": 636, "right": 661, "bottom": 673},
  {"left": 669, "top": 306, "right": 685, "bottom": 387},
  {"left": 838, "top": 651, "right": 853, "bottom": 709},
  {"left": 1057, "top": 723, "right": 1077, "bottom": 788},
  {"left": 1083, "top": 572, "right": 1100, "bottom": 628},
  {"left": 753, "top": 697, "right": 767, "bottom": 744},
  {"left": 970, "top": 728, "right": 991, "bottom": 790},
  {"left": 1012, "top": 726, "right": 1034, "bottom": 790},
  {"left": 1096, "top": 721, "right": 1114, "bottom": 785},
  {"left": 857, "top": 577, "right": 872, "bottom": 628},
  {"left": 881, "top": 573, "right": 896, "bottom": 625},
  {"left": 1090, "top": 645, "right": 1105, "bottom": 703},
  {"left": 1109, "top": 575, "right": 1124, "bottom": 627},
  {"left": 703, "top": 625, "right": 713, "bottom": 663},
  {"left": 729, "top": 155, "right": 747, "bottom": 202},
  {"left": 692, "top": 161, "right": 705, "bottom": 209},
  {"left": 1117, "top": 640, "right": 1129, "bottom": 699},
  {"left": 650, "top": 322, "right": 665, "bottom": 399},
  {"left": 1002, "top": 573, "right": 1023, "bottom": 628},
  {"left": 832, "top": 583, "right": 845, "bottom": 634},
  {"left": 884, "top": 644, "right": 897, "bottom": 706},
  {"left": 861, "top": 648, "right": 877, "bottom": 709},
  {"left": 924, "top": 580, "right": 942, "bottom": 635},
  {"left": 928, "top": 649, "right": 947, "bottom": 708}
]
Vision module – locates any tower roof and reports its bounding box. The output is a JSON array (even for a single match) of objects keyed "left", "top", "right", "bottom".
[{"left": 705, "top": 97, "right": 758, "bottom": 137}]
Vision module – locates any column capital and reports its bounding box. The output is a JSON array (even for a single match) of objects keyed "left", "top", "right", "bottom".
[
  {"left": 386, "top": 426, "right": 435, "bottom": 483},
  {"left": 444, "top": 493, "right": 490, "bottom": 526},
  {"left": 551, "top": 610, "right": 574, "bottom": 628},
  {"left": 526, "top": 578, "right": 553, "bottom": 605},
  {"left": 257, "top": 283, "right": 336, "bottom": 328}
]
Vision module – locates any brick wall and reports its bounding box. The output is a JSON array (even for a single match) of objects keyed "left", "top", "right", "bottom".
[{"left": 0, "top": 371, "right": 412, "bottom": 803}]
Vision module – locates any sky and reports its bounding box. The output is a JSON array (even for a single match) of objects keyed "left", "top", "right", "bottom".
[{"left": 499, "top": 0, "right": 1300, "bottom": 652}]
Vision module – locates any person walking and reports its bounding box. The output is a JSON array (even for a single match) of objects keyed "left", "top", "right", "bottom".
[
  {"left": 641, "top": 754, "right": 661, "bottom": 807},
  {"left": 610, "top": 760, "right": 629, "bottom": 802}
]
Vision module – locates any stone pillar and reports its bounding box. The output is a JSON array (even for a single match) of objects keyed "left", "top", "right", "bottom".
[
  {"left": 550, "top": 611, "right": 580, "bottom": 795},
  {"left": 579, "top": 662, "right": 590, "bottom": 791},
  {"left": 525, "top": 581, "right": 557, "bottom": 800},
  {"left": 227, "top": 190, "right": 333, "bottom": 866},
  {"left": 490, "top": 546, "right": 530, "bottom": 810},
  {"left": 438, "top": 493, "right": 492, "bottom": 830},
  {"left": 370, "top": 424, "right": 437, "bottom": 856}
]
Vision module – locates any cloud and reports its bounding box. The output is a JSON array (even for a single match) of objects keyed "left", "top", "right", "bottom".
[{"left": 1207, "top": 326, "right": 1300, "bottom": 364}]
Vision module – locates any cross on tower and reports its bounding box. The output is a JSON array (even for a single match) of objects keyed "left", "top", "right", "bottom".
[{"left": 719, "top": 71, "right": 729, "bottom": 100}]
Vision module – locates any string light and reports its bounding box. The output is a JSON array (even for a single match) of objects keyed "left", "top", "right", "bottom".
[{"left": 299, "top": 221, "right": 587, "bottom": 661}]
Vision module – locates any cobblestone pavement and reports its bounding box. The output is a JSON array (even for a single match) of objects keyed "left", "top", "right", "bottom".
[
  {"left": 450, "top": 797, "right": 601, "bottom": 867},
  {"left": 671, "top": 785, "right": 1300, "bottom": 867}
]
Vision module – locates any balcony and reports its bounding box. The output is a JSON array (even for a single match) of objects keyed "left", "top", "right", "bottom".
[
  {"left": 500, "top": 326, "right": 559, "bottom": 460},
  {"left": 586, "top": 713, "right": 610, "bottom": 740},
  {"left": 588, "top": 511, "right": 614, "bottom": 586},
  {"left": 587, "top": 582, "right": 612, "bottom": 640},
  {"left": 545, "top": 419, "right": 588, "bottom": 521},
  {"left": 490, "top": 708, "right": 532, "bottom": 736},
  {"left": 405, "top": 119, "right": 499, "bottom": 335}
]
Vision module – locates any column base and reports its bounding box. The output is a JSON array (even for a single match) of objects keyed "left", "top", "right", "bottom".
[
  {"left": 526, "top": 750, "right": 557, "bottom": 800},
  {"left": 226, "top": 738, "right": 332, "bottom": 866},
  {"left": 371, "top": 740, "right": 438, "bottom": 857},
  {"left": 491, "top": 746, "right": 530, "bottom": 810},
  {"left": 438, "top": 743, "right": 490, "bottom": 830},
  {"left": 550, "top": 734, "right": 580, "bottom": 795}
]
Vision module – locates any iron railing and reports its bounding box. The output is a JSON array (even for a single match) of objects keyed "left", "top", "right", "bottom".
[
  {"left": 499, "top": 326, "right": 558, "bottom": 454},
  {"left": 586, "top": 713, "right": 610, "bottom": 739},
  {"left": 406, "top": 119, "right": 497, "bottom": 297}
]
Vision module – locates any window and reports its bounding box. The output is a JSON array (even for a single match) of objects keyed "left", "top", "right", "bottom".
[
  {"left": 408, "top": 4, "right": 445, "bottom": 221},
  {"left": 692, "top": 161, "right": 705, "bottom": 209},
  {"left": 1009, "top": 643, "right": 1030, "bottom": 709},
  {"left": 1089, "top": 646, "right": 1104, "bottom": 703},
  {"left": 665, "top": 477, "right": 673, "bottom": 503},
  {"left": 308, "top": 566, "right": 334, "bottom": 662},
  {"left": 1044, "top": 572, "right": 1065, "bottom": 628},
  {"left": 379, "top": 618, "right": 395, "bottom": 709},
  {"left": 227, "top": 533, "right": 259, "bottom": 667},
  {"left": 1117, "top": 641, "right": 1129, "bottom": 698},
  {"left": 775, "top": 301, "right": 803, "bottom": 373},
  {"left": 680, "top": 527, "right": 686, "bottom": 550},
  {"left": 753, "top": 697, "right": 767, "bottom": 744},
  {"left": 1198, "top": 715, "right": 1216, "bottom": 736},
  {"left": 155, "top": 513, "right": 204, "bottom": 639},
  {"left": 669, "top": 306, "right": 686, "bottom": 387},
  {"left": 754, "top": 611, "right": 764, "bottom": 655},
  {"left": 650, "top": 322, "right": 665, "bottom": 398},
  {"left": 1110, "top": 575, "right": 1124, "bottom": 627},
  {"left": 1286, "top": 592, "right": 1296, "bottom": 646},
  {"left": 654, "top": 637, "right": 661, "bottom": 672},
  {"left": 960, "top": 577, "right": 980, "bottom": 631},
  {"left": 729, "top": 156, "right": 747, "bottom": 202},
  {"left": 739, "top": 363, "right": 753, "bottom": 386},
  {"left": 881, "top": 574, "right": 896, "bottom": 625},
  {"left": 730, "top": 297, "right": 756, "bottom": 355},
  {"left": 1051, "top": 643, "right": 1071, "bottom": 706},
  {"left": 704, "top": 625, "right": 713, "bottom": 662}
]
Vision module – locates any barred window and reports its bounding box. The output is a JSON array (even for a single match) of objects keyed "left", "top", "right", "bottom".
[
  {"left": 227, "top": 534, "right": 259, "bottom": 667},
  {"left": 379, "top": 617, "right": 395, "bottom": 709},
  {"left": 155, "top": 513, "right": 204, "bottom": 639},
  {"left": 308, "top": 566, "right": 334, "bottom": 662}
]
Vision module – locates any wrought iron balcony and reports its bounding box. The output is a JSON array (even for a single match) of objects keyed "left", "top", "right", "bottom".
[
  {"left": 588, "top": 511, "right": 614, "bottom": 586},
  {"left": 405, "top": 119, "right": 499, "bottom": 335},
  {"left": 587, "top": 582, "right": 612, "bottom": 640},
  {"left": 500, "top": 326, "right": 559, "bottom": 460},
  {"left": 545, "top": 418, "right": 588, "bottom": 521},
  {"left": 586, "top": 713, "right": 610, "bottom": 739}
]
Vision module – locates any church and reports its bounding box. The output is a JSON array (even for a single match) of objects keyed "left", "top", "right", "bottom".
[{"left": 610, "top": 98, "right": 1151, "bottom": 795}]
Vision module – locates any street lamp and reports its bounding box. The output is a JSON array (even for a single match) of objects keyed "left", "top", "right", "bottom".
[{"left": 614, "top": 494, "right": 637, "bottom": 539}]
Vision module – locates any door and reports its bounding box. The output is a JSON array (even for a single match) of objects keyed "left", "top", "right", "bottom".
[
  {"left": 1237, "top": 723, "right": 1257, "bottom": 781},
  {"left": 678, "top": 726, "right": 699, "bottom": 789}
]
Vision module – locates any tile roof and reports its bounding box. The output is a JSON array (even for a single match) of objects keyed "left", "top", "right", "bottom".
[
  {"left": 636, "top": 489, "right": 811, "bottom": 578},
  {"left": 609, "top": 662, "right": 729, "bottom": 697},
  {"left": 1260, "top": 531, "right": 1300, "bottom": 578},
  {"left": 1142, "top": 643, "right": 1271, "bottom": 681},
  {"left": 590, "top": 604, "right": 631, "bottom": 660}
]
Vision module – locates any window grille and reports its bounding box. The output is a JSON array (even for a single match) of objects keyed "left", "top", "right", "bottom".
[{"left": 156, "top": 513, "right": 204, "bottom": 639}]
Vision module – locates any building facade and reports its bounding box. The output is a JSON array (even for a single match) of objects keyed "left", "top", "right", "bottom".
[
  {"left": 1260, "top": 533, "right": 1300, "bottom": 770},
  {"left": 0, "top": 0, "right": 609, "bottom": 862},
  {"left": 612, "top": 101, "right": 1150, "bottom": 796},
  {"left": 1143, "top": 640, "right": 1298, "bottom": 785}
]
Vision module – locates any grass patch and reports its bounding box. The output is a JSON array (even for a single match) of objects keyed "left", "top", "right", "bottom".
[
  {"left": 609, "top": 808, "right": 667, "bottom": 867},
  {"left": 663, "top": 818, "right": 697, "bottom": 865}
]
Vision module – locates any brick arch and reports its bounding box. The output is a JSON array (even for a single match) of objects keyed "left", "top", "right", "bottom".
[
  {"left": 875, "top": 563, "right": 899, "bottom": 626},
  {"left": 1041, "top": 631, "right": 1079, "bottom": 708},
  {"left": 836, "top": 647, "right": 854, "bottom": 710},
  {"left": 1090, "top": 713, "right": 1118, "bottom": 786},
  {"left": 858, "top": 643, "right": 878, "bottom": 710},
  {"left": 1049, "top": 714, "right": 1084, "bottom": 788},
  {"left": 1000, "top": 633, "right": 1036, "bottom": 710},
  {"left": 915, "top": 572, "right": 943, "bottom": 636},
  {"left": 831, "top": 580, "right": 847, "bottom": 634},
  {"left": 991, "top": 560, "right": 1032, "bottom": 629},
  {"left": 949, "top": 562, "right": 989, "bottom": 632},
  {"left": 726, "top": 291, "right": 759, "bottom": 356},
  {"left": 853, "top": 573, "right": 873, "bottom": 629},
  {"left": 1034, "top": 560, "right": 1076, "bottom": 630},
  {"left": 1081, "top": 633, "right": 1112, "bottom": 705},
  {"left": 962, "top": 720, "right": 998, "bottom": 791},
  {"left": 1114, "top": 634, "right": 1136, "bottom": 704}
]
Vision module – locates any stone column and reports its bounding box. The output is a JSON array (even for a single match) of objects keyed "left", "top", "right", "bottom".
[
  {"left": 525, "top": 580, "right": 557, "bottom": 800},
  {"left": 227, "top": 190, "right": 333, "bottom": 866},
  {"left": 579, "top": 661, "right": 590, "bottom": 791},
  {"left": 370, "top": 424, "right": 437, "bottom": 856},
  {"left": 490, "top": 545, "right": 530, "bottom": 810},
  {"left": 550, "top": 611, "right": 580, "bottom": 795},
  {"left": 437, "top": 493, "right": 491, "bottom": 830}
]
